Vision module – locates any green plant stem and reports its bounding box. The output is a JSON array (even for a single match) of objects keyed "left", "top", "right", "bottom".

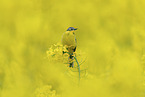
[
  {"left": 65, "top": 52, "right": 80, "bottom": 85},
  {"left": 74, "top": 56, "right": 80, "bottom": 84}
]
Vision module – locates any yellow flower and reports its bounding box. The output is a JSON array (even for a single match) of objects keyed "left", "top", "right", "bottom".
[{"left": 34, "top": 85, "right": 59, "bottom": 97}]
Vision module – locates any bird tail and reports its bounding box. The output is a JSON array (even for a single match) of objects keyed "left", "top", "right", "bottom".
[{"left": 69, "top": 54, "right": 74, "bottom": 68}]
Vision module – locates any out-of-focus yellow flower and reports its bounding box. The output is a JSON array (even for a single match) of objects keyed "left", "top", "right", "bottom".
[{"left": 34, "top": 85, "right": 60, "bottom": 97}]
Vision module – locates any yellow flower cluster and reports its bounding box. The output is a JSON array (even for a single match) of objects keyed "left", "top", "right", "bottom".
[
  {"left": 46, "top": 43, "right": 86, "bottom": 67},
  {"left": 46, "top": 43, "right": 87, "bottom": 83},
  {"left": 46, "top": 43, "right": 68, "bottom": 63},
  {"left": 34, "top": 85, "right": 60, "bottom": 97}
]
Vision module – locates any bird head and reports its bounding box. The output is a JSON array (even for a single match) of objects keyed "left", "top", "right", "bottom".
[{"left": 67, "top": 27, "right": 78, "bottom": 31}]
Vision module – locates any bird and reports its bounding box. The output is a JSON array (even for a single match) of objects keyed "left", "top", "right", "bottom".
[{"left": 61, "top": 27, "right": 77, "bottom": 68}]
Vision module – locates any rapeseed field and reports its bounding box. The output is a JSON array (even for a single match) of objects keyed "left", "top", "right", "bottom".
[{"left": 0, "top": 0, "right": 145, "bottom": 97}]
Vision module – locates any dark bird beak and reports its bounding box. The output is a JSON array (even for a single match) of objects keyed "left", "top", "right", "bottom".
[{"left": 74, "top": 28, "right": 78, "bottom": 30}]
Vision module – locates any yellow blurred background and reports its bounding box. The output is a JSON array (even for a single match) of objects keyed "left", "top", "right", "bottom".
[{"left": 0, "top": 0, "right": 145, "bottom": 97}]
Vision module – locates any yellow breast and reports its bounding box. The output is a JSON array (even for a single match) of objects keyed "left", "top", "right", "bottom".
[{"left": 62, "top": 31, "right": 76, "bottom": 46}]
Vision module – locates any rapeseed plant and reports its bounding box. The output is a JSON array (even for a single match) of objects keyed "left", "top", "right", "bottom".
[
  {"left": 35, "top": 85, "right": 60, "bottom": 97},
  {"left": 46, "top": 43, "right": 87, "bottom": 85}
]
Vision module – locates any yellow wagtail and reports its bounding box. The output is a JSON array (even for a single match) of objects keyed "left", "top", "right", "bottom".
[{"left": 61, "top": 27, "right": 77, "bottom": 67}]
